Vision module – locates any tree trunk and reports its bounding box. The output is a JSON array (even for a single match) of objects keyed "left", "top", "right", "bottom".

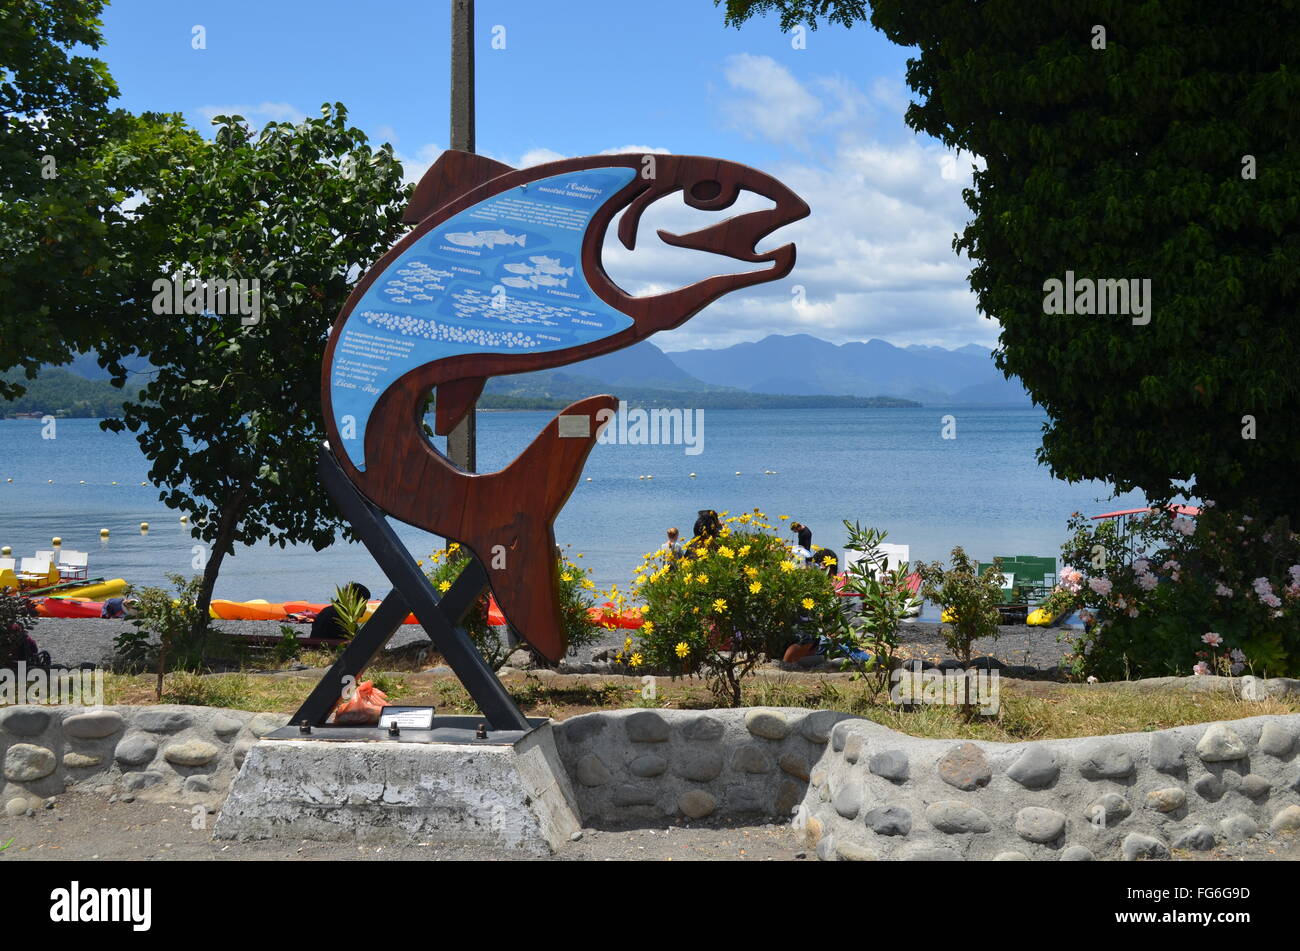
[{"left": 192, "top": 487, "right": 248, "bottom": 645}]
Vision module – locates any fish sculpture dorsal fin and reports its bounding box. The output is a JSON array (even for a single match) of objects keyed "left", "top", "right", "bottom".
[{"left": 403, "top": 150, "right": 515, "bottom": 225}]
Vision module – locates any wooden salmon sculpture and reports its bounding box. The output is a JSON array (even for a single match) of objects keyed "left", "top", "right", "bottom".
[{"left": 322, "top": 151, "right": 809, "bottom": 662}]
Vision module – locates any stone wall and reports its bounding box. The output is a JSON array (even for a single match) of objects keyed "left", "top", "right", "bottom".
[
  {"left": 799, "top": 714, "right": 1300, "bottom": 861},
  {"left": 5, "top": 700, "right": 1299, "bottom": 860},
  {"left": 551, "top": 707, "right": 855, "bottom": 823},
  {"left": 0, "top": 704, "right": 288, "bottom": 816}
]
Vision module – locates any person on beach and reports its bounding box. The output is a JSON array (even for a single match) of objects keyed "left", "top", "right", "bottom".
[
  {"left": 693, "top": 509, "right": 722, "bottom": 543},
  {"left": 100, "top": 597, "right": 138, "bottom": 619},
  {"left": 311, "top": 582, "right": 371, "bottom": 640},
  {"left": 660, "top": 527, "right": 684, "bottom": 561},
  {"left": 790, "top": 521, "right": 814, "bottom": 561}
]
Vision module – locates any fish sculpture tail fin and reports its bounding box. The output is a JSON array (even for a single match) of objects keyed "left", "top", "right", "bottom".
[{"left": 454, "top": 394, "right": 616, "bottom": 662}]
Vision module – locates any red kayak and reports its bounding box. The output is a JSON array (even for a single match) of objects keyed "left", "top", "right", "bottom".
[{"left": 37, "top": 598, "right": 104, "bottom": 618}]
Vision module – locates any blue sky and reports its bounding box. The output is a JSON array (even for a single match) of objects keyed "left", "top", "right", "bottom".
[{"left": 96, "top": 0, "right": 994, "bottom": 351}]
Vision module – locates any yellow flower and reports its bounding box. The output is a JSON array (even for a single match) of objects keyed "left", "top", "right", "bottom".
[
  {"left": 561, "top": 573, "right": 573, "bottom": 582},
  {"left": 821, "top": 555, "right": 837, "bottom": 567},
  {"left": 630, "top": 653, "right": 643, "bottom": 668},
  {"left": 624, "top": 636, "right": 633, "bottom": 650},
  {"left": 802, "top": 598, "right": 815, "bottom": 610},
  {"left": 674, "top": 642, "right": 689, "bottom": 658},
  {"left": 779, "top": 515, "right": 790, "bottom": 521},
  {"left": 744, "top": 566, "right": 758, "bottom": 578},
  {"left": 438, "top": 581, "right": 451, "bottom": 593},
  {"left": 713, "top": 598, "right": 728, "bottom": 612},
  {"left": 780, "top": 561, "right": 796, "bottom": 573},
  {"left": 448, "top": 542, "right": 460, "bottom": 551},
  {"left": 697, "top": 574, "right": 708, "bottom": 584},
  {"left": 582, "top": 579, "right": 596, "bottom": 590},
  {"left": 642, "top": 620, "right": 654, "bottom": 633},
  {"left": 683, "top": 573, "right": 694, "bottom": 584},
  {"left": 749, "top": 581, "right": 762, "bottom": 594},
  {"left": 694, "top": 548, "right": 708, "bottom": 558},
  {"left": 719, "top": 546, "right": 735, "bottom": 559},
  {"left": 739, "top": 545, "right": 751, "bottom": 556}
]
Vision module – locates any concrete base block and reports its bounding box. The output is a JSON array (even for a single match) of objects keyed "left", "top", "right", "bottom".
[{"left": 212, "top": 723, "right": 581, "bottom": 854}]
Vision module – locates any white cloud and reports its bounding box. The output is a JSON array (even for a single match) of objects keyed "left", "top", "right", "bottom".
[
  {"left": 196, "top": 101, "right": 307, "bottom": 127},
  {"left": 719, "top": 54, "right": 822, "bottom": 149}
]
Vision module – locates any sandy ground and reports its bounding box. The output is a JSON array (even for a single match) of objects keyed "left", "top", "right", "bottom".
[
  {"left": 1, "top": 792, "right": 1293, "bottom": 861},
  {"left": 29, "top": 616, "right": 1075, "bottom": 673},
  {"left": 0, "top": 792, "right": 803, "bottom": 861}
]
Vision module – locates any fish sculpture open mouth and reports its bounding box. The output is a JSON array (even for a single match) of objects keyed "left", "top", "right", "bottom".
[{"left": 322, "top": 150, "right": 809, "bottom": 662}]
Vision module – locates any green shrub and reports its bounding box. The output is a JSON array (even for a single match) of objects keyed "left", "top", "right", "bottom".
[
  {"left": 1051, "top": 503, "right": 1300, "bottom": 680},
  {"left": 122, "top": 573, "right": 212, "bottom": 698},
  {"left": 916, "top": 547, "right": 1004, "bottom": 667},
  {"left": 827, "top": 521, "right": 920, "bottom": 700},
  {"left": 633, "top": 509, "right": 841, "bottom": 705},
  {"left": 425, "top": 543, "right": 603, "bottom": 670},
  {"left": 0, "top": 591, "right": 37, "bottom": 669}
]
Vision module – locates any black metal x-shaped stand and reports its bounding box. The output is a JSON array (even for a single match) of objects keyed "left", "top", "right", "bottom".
[{"left": 287, "top": 445, "right": 530, "bottom": 733}]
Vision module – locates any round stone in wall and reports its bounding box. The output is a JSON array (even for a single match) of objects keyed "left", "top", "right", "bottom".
[
  {"left": 576, "top": 753, "right": 611, "bottom": 787},
  {"left": 114, "top": 735, "right": 158, "bottom": 768},
  {"left": 679, "top": 789, "right": 716, "bottom": 819},
  {"left": 868, "top": 750, "right": 909, "bottom": 782},
  {"left": 627, "top": 754, "right": 668, "bottom": 778},
  {"left": 1219, "top": 813, "right": 1259, "bottom": 843},
  {"left": 1121, "top": 833, "right": 1169, "bottom": 861},
  {"left": 163, "top": 739, "right": 220, "bottom": 767},
  {"left": 681, "top": 715, "right": 724, "bottom": 741},
  {"left": 1076, "top": 742, "right": 1135, "bottom": 780},
  {"left": 624, "top": 711, "right": 670, "bottom": 742},
  {"left": 863, "top": 804, "right": 912, "bottom": 836},
  {"left": 1171, "top": 825, "right": 1217, "bottom": 851},
  {"left": 4, "top": 743, "right": 56, "bottom": 782},
  {"left": 1145, "top": 787, "right": 1186, "bottom": 812},
  {"left": 673, "top": 749, "right": 724, "bottom": 783},
  {"left": 1015, "top": 806, "right": 1066, "bottom": 844},
  {"left": 937, "top": 742, "right": 992, "bottom": 790},
  {"left": 62, "top": 710, "right": 125, "bottom": 739},
  {"left": 1006, "top": 745, "right": 1058, "bottom": 789},
  {"left": 744, "top": 709, "right": 790, "bottom": 740},
  {"left": 1238, "top": 774, "right": 1270, "bottom": 799},
  {"left": 926, "top": 801, "right": 992, "bottom": 834},
  {"left": 1270, "top": 805, "right": 1300, "bottom": 833},
  {"left": 1196, "top": 723, "right": 1249, "bottom": 762},
  {"left": 1060, "top": 845, "right": 1094, "bottom": 861},
  {"left": 0, "top": 707, "right": 51, "bottom": 737},
  {"left": 1258, "top": 721, "right": 1295, "bottom": 758}
]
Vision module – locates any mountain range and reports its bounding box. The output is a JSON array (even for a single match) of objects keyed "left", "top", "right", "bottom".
[
  {"left": 38, "top": 334, "right": 1032, "bottom": 408},
  {"left": 494, "top": 334, "right": 1031, "bottom": 406}
]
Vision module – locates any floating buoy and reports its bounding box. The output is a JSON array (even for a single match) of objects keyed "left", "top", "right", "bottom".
[
  {"left": 689, "top": 473, "right": 696, "bottom": 478},
  {"left": 638, "top": 475, "right": 645, "bottom": 480},
  {"left": 47, "top": 479, "right": 53, "bottom": 484},
  {"left": 111, "top": 481, "right": 118, "bottom": 485},
  {"left": 140, "top": 522, "right": 149, "bottom": 532},
  {"left": 1, "top": 546, "right": 10, "bottom": 556},
  {"left": 140, "top": 482, "right": 147, "bottom": 486},
  {"left": 51, "top": 537, "right": 61, "bottom": 546},
  {"left": 5, "top": 478, "right": 11, "bottom": 483},
  {"left": 735, "top": 471, "right": 741, "bottom": 476},
  {"left": 180, "top": 515, "right": 189, "bottom": 524},
  {"left": 646, "top": 475, "right": 653, "bottom": 480},
  {"left": 99, "top": 528, "right": 110, "bottom": 538},
  {"left": 79, "top": 480, "right": 86, "bottom": 484},
  {"left": 585, "top": 477, "right": 592, "bottom": 482}
]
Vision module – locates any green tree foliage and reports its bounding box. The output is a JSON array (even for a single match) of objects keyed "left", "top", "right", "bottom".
[
  {"left": 916, "top": 548, "right": 1004, "bottom": 668},
  {"left": 102, "top": 105, "right": 411, "bottom": 632},
  {"left": 0, "top": 0, "right": 198, "bottom": 396},
  {"left": 714, "top": 0, "right": 866, "bottom": 31},
  {"left": 717, "top": 1, "right": 1300, "bottom": 521}
]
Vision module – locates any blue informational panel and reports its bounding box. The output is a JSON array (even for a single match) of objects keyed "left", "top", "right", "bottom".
[{"left": 329, "top": 167, "right": 636, "bottom": 470}]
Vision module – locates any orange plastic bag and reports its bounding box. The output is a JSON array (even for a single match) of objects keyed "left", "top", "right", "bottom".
[{"left": 332, "top": 680, "right": 389, "bottom": 725}]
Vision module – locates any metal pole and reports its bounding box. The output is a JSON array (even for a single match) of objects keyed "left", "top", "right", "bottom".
[{"left": 447, "top": 0, "right": 477, "bottom": 472}]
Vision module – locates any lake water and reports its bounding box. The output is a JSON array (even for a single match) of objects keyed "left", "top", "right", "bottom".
[{"left": 0, "top": 409, "right": 1145, "bottom": 602}]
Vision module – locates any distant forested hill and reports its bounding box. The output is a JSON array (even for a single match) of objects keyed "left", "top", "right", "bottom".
[{"left": 0, "top": 368, "right": 141, "bottom": 418}]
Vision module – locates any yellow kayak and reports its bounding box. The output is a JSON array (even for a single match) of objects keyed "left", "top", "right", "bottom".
[
  {"left": 1027, "top": 605, "right": 1066, "bottom": 626},
  {"left": 51, "top": 578, "right": 128, "bottom": 600}
]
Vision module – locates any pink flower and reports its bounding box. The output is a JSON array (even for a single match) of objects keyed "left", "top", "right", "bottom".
[
  {"left": 1171, "top": 516, "right": 1195, "bottom": 536},
  {"left": 1215, "top": 583, "right": 1233, "bottom": 597},
  {"left": 1088, "top": 577, "right": 1112, "bottom": 596},
  {"left": 1138, "top": 572, "right": 1159, "bottom": 591},
  {"left": 1202, "top": 632, "right": 1223, "bottom": 647},
  {"left": 1193, "top": 662, "right": 1210, "bottom": 676}
]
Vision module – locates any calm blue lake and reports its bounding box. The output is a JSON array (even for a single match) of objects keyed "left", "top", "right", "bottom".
[{"left": 0, "top": 409, "right": 1145, "bottom": 603}]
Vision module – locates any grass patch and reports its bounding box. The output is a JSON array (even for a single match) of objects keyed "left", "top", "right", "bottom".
[{"left": 79, "top": 669, "right": 1300, "bottom": 741}]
